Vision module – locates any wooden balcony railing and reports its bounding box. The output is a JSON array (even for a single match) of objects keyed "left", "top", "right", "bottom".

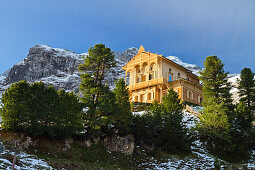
[{"left": 127, "top": 78, "right": 168, "bottom": 90}]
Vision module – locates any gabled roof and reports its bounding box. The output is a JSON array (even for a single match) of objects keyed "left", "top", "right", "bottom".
[{"left": 122, "top": 45, "right": 198, "bottom": 78}]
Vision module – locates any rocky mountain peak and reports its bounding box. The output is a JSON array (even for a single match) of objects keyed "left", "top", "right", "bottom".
[
  {"left": 0, "top": 45, "right": 139, "bottom": 95},
  {"left": 0, "top": 45, "right": 209, "bottom": 100}
]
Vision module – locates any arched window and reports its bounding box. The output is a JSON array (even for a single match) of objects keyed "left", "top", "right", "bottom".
[
  {"left": 149, "top": 63, "right": 156, "bottom": 80},
  {"left": 135, "top": 65, "right": 141, "bottom": 83},
  {"left": 142, "top": 62, "right": 148, "bottom": 82}
]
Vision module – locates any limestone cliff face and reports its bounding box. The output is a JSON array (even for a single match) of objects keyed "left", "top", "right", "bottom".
[
  {"left": 5, "top": 45, "right": 82, "bottom": 84},
  {"left": 0, "top": 45, "right": 138, "bottom": 95}
]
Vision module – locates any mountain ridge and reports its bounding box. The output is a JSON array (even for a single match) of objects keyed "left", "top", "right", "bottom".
[{"left": 0, "top": 45, "right": 240, "bottom": 102}]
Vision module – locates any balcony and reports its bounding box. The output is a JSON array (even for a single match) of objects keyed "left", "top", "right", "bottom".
[{"left": 127, "top": 78, "right": 167, "bottom": 90}]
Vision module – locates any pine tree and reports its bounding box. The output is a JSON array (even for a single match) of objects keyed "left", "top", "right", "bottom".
[
  {"left": 0, "top": 81, "right": 83, "bottom": 138},
  {"left": 199, "top": 56, "right": 233, "bottom": 111},
  {"left": 133, "top": 88, "right": 191, "bottom": 153},
  {"left": 234, "top": 102, "right": 253, "bottom": 131},
  {"left": 197, "top": 56, "right": 234, "bottom": 159},
  {"left": 113, "top": 78, "right": 132, "bottom": 134},
  {"left": 0, "top": 80, "right": 32, "bottom": 131},
  {"left": 197, "top": 98, "right": 230, "bottom": 139},
  {"left": 160, "top": 88, "right": 190, "bottom": 152},
  {"left": 238, "top": 67, "right": 255, "bottom": 112},
  {"left": 197, "top": 56, "right": 254, "bottom": 161},
  {"left": 78, "top": 44, "right": 116, "bottom": 132}
]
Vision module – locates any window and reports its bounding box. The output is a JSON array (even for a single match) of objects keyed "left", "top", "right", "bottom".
[
  {"left": 187, "top": 78, "right": 189, "bottom": 81},
  {"left": 149, "top": 74, "right": 152, "bottom": 80},
  {"left": 191, "top": 92, "right": 194, "bottom": 100},
  {"left": 136, "top": 77, "right": 140, "bottom": 83},
  {"left": 142, "top": 75, "right": 146, "bottom": 82},
  {"left": 187, "top": 91, "right": 189, "bottom": 98},
  {"left": 147, "top": 93, "right": 151, "bottom": 100},
  {"left": 178, "top": 73, "right": 180, "bottom": 76},
  {"left": 140, "top": 94, "right": 144, "bottom": 102},
  {"left": 169, "top": 75, "right": 172, "bottom": 82},
  {"left": 198, "top": 96, "right": 203, "bottom": 104},
  {"left": 169, "top": 68, "right": 171, "bottom": 72},
  {"left": 135, "top": 96, "right": 138, "bottom": 102}
]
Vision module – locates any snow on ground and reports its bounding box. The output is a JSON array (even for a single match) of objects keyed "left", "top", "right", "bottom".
[
  {"left": 135, "top": 107, "right": 255, "bottom": 169},
  {"left": 0, "top": 145, "right": 52, "bottom": 169},
  {"left": 138, "top": 110, "right": 217, "bottom": 169},
  {"left": 132, "top": 110, "right": 146, "bottom": 116}
]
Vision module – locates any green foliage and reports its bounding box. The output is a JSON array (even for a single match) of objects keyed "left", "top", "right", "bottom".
[
  {"left": 78, "top": 44, "right": 116, "bottom": 134},
  {"left": 238, "top": 68, "right": 255, "bottom": 109},
  {"left": 113, "top": 78, "right": 132, "bottom": 135},
  {"left": 198, "top": 99, "right": 230, "bottom": 131},
  {"left": 133, "top": 88, "right": 191, "bottom": 153},
  {"left": 234, "top": 102, "right": 254, "bottom": 131},
  {"left": 197, "top": 57, "right": 254, "bottom": 161},
  {"left": 0, "top": 81, "right": 83, "bottom": 138},
  {"left": 196, "top": 98, "right": 232, "bottom": 157},
  {"left": 237, "top": 67, "right": 255, "bottom": 125},
  {"left": 199, "top": 56, "right": 233, "bottom": 111}
]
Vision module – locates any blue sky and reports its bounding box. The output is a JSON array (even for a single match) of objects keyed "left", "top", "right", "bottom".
[{"left": 1, "top": 0, "right": 255, "bottom": 73}]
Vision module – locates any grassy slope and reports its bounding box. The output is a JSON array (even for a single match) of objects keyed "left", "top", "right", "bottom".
[{"left": 0, "top": 131, "right": 192, "bottom": 169}]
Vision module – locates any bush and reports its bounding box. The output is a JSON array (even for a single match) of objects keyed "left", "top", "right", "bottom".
[{"left": 0, "top": 81, "right": 83, "bottom": 138}]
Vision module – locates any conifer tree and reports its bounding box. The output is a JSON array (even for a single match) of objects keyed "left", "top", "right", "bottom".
[
  {"left": 0, "top": 81, "right": 83, "bottom": 138},
  {"left": 199, "top": 56, "right": 233, "bottom": 111},
  {"left": 160, "top": 88, "right": 190, "bottom": 152},
  {"left": 78, "top": 44, "right": 116, "bottom": 132},
  {"left": 133, "top": 88, "right": 191, "bottom": 153},
  {"left": 197, "top": 56, "right": 254, "bottom": 161},
  {"left": 197, "top": 56, "right": 234, "bottom": 159},
  {"left": 113, "top": 78, "right": 132, "bottom": 134},
  {"left": 238, "top": 67, "right": 255, "bottom": 112},
  {"left": 196, "top": 98, "right": 231, "bottom": 150}
]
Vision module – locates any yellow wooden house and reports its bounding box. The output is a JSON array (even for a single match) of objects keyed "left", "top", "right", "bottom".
[{"left": 122, "top": 45, "right": 203, "bottom": 105}]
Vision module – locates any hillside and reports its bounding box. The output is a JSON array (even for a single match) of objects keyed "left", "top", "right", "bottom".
[{"left": 0, "top": 45, "right": 249, "bottom": 169}]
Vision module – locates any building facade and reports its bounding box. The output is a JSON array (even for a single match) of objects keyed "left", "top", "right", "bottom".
[{"left": 122, "top": 46, "right": 203, "bottom": 105}]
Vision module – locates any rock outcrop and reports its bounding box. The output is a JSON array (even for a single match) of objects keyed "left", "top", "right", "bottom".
[
  {"left": 0, "top": 45, "right": 138, "bottom": 95},
  {"left": 103, "top": 134, "right": 135, "bottom": 155}
]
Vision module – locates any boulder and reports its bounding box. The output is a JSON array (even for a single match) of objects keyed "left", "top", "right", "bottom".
[{"left": 103, "top": 134, "right": 134, "bottom": 155}]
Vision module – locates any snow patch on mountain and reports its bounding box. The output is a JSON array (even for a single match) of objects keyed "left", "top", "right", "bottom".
[
  {"left": 228, "top": 74, "right": 240, "bottom": 103},
  {"left": 35, "top": 44, "right": 83, "bottom": 60},
  {"left": 166, "top": 56, "right": 202, "bottom": 76}
]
